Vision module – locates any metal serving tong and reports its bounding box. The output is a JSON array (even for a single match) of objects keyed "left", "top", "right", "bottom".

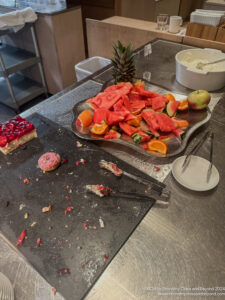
[
  {"left": 182, "top": 131, "right": 214, "bottom": 181},
  {"left": 207, "top": 132, "right": 214, "bottom": 182},
  {"left": 99, "top": 160, "right": 170, "bottom": 201}
]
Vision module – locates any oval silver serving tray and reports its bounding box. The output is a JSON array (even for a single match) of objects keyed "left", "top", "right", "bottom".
[{"left": 71, "top": 82, "right": 211, "bottom": 158}]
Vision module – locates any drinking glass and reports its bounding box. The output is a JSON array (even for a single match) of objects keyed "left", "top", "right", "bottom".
[{"left": 157, "top": 14, "right": 168, "bottom": 31}]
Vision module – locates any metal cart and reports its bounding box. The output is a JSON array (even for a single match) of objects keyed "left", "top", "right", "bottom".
[{"left": 0, "top": 23, "right": 47, "bottom": 113}]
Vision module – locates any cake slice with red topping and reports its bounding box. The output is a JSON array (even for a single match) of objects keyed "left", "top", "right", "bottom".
[{"left": 0, "top": 116, "right": 37, "bottom": 155}]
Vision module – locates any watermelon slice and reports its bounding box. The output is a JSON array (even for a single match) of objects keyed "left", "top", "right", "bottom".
[
  {"left": 86, "top": 98, "right": 98, "bottom": 110},
  {"left": 113, "top": 99, "right": 128, "bottom": 113},
  {"left": 146, "top": 126, "right": 160, "bottom": 138},
  {"left": 93, "top": 108, "right": 108, "bottom": 124},
  {"left": 125, "top": 113, "right": 136, "bottom": 122},
  {"left": 151, "top": 96, "right": 168, "bottom": 111},
  {"left": 122, "top": 95, "right": 132, "bottom": 111},
  {"left": 155, "top": 113, "right": 176, "bottom": 132},
  {"left": 119, "top": 122, "right": 139, "bottom": 136},
  {"left": 107, "top": 111, "right": 126, "bottom": 126},
  {"left": 104, "top": 130, "right": 121, "bottom": 140},
  {"left": 104, "top": 85, "right": 122, "bottom": 93},
  {"left": 166, "top": 101, "right": 180, "bottom": 117},
  {"left": 134, "top": 86, "right": 160, "bottom": 98},
  {"left": 142, "top": 109, "right": 160, "bottom": 131},
  {"left": 130, "top": 100, "right": 146, "bottom": 114},
  {"left": 159, "top": 135, "right": 172, "bottom": 142},
  {"left": 117, "top": 82, "right": 133, "bottom": 95},
  {"left": 173, "top": 128, "right": 185, "bottom": 139},
  {"left": 105, "top": 82, "right": 133, "bottom": 95},
  {"left": 132, "top": 130, "right": 151, "bottom": 144},
  {"left": 144, "top": 98, "right": 152, "bottom": 107},
  {"left": 128, "top": 92, "right": 143, "bottom": 102},
  {"left": 88, "top": 91, "right": 122, "bottom": 110}
]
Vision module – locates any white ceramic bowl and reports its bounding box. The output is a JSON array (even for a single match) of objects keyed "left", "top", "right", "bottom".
[{"left": 175, "top": 48, "right": 225, "bottom": 91}]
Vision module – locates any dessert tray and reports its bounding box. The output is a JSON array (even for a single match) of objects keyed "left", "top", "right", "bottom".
[{"left": 71, "top": 82, "right": 211, "bottom": 158}]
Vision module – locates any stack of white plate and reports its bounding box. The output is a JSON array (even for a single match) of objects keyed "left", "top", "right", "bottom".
[
  {"left": 0, "top": 273, "right": 14, "bottom": 300},
  {"left": 190, "top": 9, "right": 225, "bottom": 26}
]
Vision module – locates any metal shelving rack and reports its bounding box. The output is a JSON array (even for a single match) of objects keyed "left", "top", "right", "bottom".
[{"left": 0, "top": 24, "right": 48, "bottom": 113}]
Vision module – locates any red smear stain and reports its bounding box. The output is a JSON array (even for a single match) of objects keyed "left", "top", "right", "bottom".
[
  {"left": 81, "top": 264, "right": 85, "bottom": 269},
  {"left": 64, "top": 206, "right": 73, "bottom": 215},
  {"left": 58, "top": 268, "right": 70, "bottom": 275},
  {"left": 76, "top": 159, "right": 87, "bottom": 166},
  {"left": 131, "top": 189, "right": 137, "bottom": 193},
  {"left": 154, "top": 166, "right": 160, "bottom": 172},
  {"left": 65, "top": 196, "right": 70, "bottom": 200},
  {"left": 104, "top": 254, "right": 108, "bottom": 262},
  {"left": 4, "top": 201, "right": 9, "bottom": 207},
  {"left": 66, "top": 185, "right": 70, "bottom": 189},
  {"left": 52, "top": 287, "right": 56, "bottom": 295},
  {"left": 23, "top": 178, "right": 29, "bottom": 184},
  {"left": 16, "top": 230, "right": 26, "bottom": 246},
  {"left": 37, "top": 238, "right": 42, "bottom": 247},
  {"left": 62, "top": 159, "right": 68, "bottom": 164},
  {"left": 57, "top": 240, "right": 62, "bottom": 246},
  {"left": 83, "top": 221, "right": 88, "bottom": 230}
]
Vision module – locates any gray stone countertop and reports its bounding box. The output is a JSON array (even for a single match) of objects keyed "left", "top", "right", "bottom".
[{"left": 2, "top": 39, "right": 225, "bottom": 299}]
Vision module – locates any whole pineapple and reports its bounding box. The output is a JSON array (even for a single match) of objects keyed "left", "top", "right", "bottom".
[{"left": 111, "top": 41, "right": 136, "bottom": 84}]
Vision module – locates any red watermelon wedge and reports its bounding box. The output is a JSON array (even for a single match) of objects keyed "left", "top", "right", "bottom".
[
  {"left": 134, "top": 86, "right": 160, "bottom": 98},
  {"left": 113, "top": 99, "right": 129, "bottom": 113},
  {"left": 119, "top": 122, "right": 139, "bottom": 136},
  {"left": 93, "top": 108, "right": 108, "bottom": 124},
  {"left": 151, "top": 96, "right": 168, "bottom": 111},
  {"left": 105, "top": 82, "right": 133, "bottom": 95},
  {"left": 142, "top": 109, "right": 160, "bottom": 131},
  {"left": 107, "top": 111, "right": 126, "bottom": 126},
  {"left": 128, "top": 92, "right": 144, "bottom": 102},
  {"left": 104, "top": 130, "right": 121, "bottom": 139},
  {"left": 130, "top": 100, "right": 146, "bottom": 114},
  {"left": 155, "top": 113, "right": 176, "bottom": 132},
  {"left": 88, "top": 91, "right": 122, "bottom": 110},
  {"left": 166, "top": 101, "right": 180, "bottom": 117}
]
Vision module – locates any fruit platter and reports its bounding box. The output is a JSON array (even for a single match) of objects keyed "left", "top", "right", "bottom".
[{"left": 72, "top": 80, "right": 211, "bottom": 157}]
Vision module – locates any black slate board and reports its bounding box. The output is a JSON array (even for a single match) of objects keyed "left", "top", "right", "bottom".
[{"left": 0, "top": 114, "right": 155, "bottom": 300}]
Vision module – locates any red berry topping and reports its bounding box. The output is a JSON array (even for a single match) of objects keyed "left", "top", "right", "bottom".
[
  {"left": 0, "top": 116, "right": 35, "bottom": 147},
  {"left": 0, "top": 136, "right": 7, "bottom": 147}
]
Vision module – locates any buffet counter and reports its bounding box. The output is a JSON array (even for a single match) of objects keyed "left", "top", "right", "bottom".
[{"left": 0, "top": 39, "right": 225, "bottom": 300}]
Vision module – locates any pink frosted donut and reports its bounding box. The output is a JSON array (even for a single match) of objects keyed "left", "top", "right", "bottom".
[{"left": 38, "top": 152, "right": 61, "bottom": 171}]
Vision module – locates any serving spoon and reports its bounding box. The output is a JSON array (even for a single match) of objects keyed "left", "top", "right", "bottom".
[{"left": 196, "top": 58, "right": 225, "bottom": 70}]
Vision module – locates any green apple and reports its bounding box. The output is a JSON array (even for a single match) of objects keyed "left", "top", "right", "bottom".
[{"left": 188, "top": 90, "right": 211, "bottom": 110}]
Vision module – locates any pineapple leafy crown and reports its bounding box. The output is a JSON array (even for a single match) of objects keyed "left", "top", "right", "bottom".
[{"left": 111, "top": 40, "right": 136, "bottom": 84}]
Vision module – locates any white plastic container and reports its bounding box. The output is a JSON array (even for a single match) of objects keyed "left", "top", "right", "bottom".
[
  {"left": 75, "top": 56, "right": 111, "bottom": 81},
  {"left": 175, "top": 48, "right": 225, "bottom": 91}
]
